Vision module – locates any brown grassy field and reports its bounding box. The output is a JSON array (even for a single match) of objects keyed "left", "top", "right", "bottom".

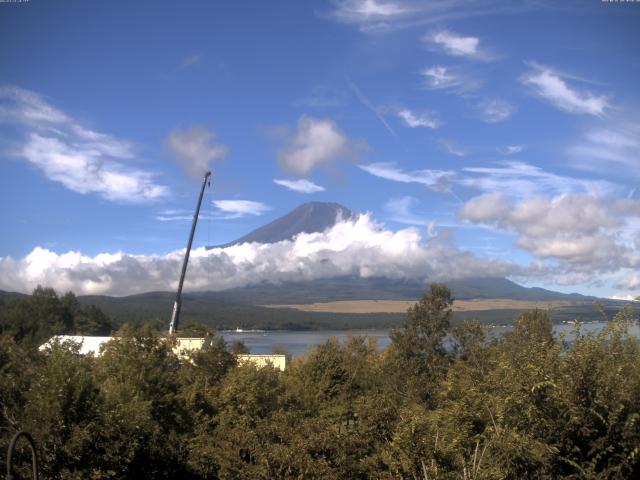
[{"left": 261, "top": 299, "right": 579, "bottom": 314}]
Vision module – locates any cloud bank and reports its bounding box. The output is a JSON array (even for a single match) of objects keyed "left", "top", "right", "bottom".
[
  {"left": 0, "top": 214, "right": 518, "bottom": 296},
  {"left": 459, "top": 192, "right": 640, "bottom": 272}
]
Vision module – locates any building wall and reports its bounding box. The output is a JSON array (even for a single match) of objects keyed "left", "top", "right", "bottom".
[
  {"left": 40, "top": 336, "right": 287, "bottom": 370},
  {"left": 237, "top": 354, "right": 287, "bottom": 371}
]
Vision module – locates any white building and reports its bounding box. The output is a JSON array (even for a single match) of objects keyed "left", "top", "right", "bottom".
[{"left": 39, "top": 335, "right": 287, "bottom": 370}]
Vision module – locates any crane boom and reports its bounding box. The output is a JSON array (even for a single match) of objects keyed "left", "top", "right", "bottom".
[{"left": 169, "top": 171, "right": 211, "bottom": 334}]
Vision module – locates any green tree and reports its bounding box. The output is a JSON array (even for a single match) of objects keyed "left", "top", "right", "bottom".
[
  {"left": 91, "top": 325, "right": 194, "bottom": 478},
  {"left": 386, "top": 283, "right": 454, "bottom": 403},
  {"left": 22, "top": 339, "right": 101, "bottom": 479},
  {"left": 74, "top": 304, "right": 113, "bottom": 335}
]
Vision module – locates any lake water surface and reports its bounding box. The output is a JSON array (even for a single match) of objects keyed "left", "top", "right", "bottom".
[{"left": 221, "top": 321, "right": 640, "bottom": 357}]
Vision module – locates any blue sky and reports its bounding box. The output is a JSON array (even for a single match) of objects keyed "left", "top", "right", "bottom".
[{"left": 1, "top": 0, "right": 639, "bottom": 298}]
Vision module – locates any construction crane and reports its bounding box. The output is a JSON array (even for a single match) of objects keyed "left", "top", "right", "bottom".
[{"left": 169, "top": 171, "right": 211, "bottom": 335}]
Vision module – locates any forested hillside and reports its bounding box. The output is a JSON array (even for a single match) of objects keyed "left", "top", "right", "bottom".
[
  {"left": 2, "top": 276, "right": 628, "bottom": 332},
  {"left": 1, "top": 285, "right": 639, "bottom": 478}
]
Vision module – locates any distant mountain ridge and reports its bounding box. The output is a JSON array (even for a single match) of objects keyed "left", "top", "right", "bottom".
[{"left": 208, "top": 202, "right": 353, "bottom": 248}]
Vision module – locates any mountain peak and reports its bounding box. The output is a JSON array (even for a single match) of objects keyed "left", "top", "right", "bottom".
[{"left": 210, "top": 202, "right": 354, "bottom": 248}]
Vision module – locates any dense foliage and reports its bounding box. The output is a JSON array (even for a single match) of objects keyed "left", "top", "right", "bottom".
[
  {"left": 0, "top": 287, "right": 112, "bottom": 345},
  {"left": 1, "top": 284, "right": 639, "bottom": 479}
]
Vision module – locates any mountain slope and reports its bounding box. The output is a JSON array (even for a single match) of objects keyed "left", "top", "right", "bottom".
[
  {"left": 209, "top": 202, "right": 353, "bottom": 248},
  {"left": 180, "top": 276, "right": 593, "bottom": 304}
]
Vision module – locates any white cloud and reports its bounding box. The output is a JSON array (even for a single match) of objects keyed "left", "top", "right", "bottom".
[
  {"left": 359, "top": 162, "right": 454, "bottom": 192},
  {"left": 166, "top": 126, "right": 228, "bottom": 178},
  {"left": 277, "top": 115, "right": 361, "bottom": 175},
  {"left": 0, "top": 214, "right": 519, "bottom": 295},
  {"left": 421, "top": 66, "right": 457, "bottom": 89},
  {"left": 458, "top": 192, "right": 511, "bottom": 222},
  {"left": 0, "top": 85, "right": 168, "bottom": 203},
  {"left": 521, "top": 64, "right": 609, "bottom": 116},
  {"left": 427, "top": 29, "right": 480, "bottom": 57},
  {"left": 273, "top": 178, "right": 326, "bottom": 193},
  {"left": 498, "top": 145, "right": 524, "bottom": 155},
  {"left": 610, "top": 295, "right": 638, "bottom": 302},
  {"left": 342, "top": 0, "right": 407, "bottom": 17},
  {"left": 22, "top": 134, "right": 168, "bottom": 203},
  {"left": 477, "top": 98, "right": 514, "bottom": 123},
  {"left": 156, "top": 214, "right": 194, "bottom": 222},
  {"left": 459, "top": 193, "right": 640, "bottom": 271},
  {"left": 420, "top": 66, "right": 480, "bottom": 93},
  {"left": 396, "top": 108, "right": 439, "bottom": 129},
  {"left": 212, "top": 200, "right": 271, "bottom": 219}
]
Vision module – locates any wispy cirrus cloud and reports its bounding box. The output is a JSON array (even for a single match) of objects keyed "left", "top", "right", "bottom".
[
  {"left": 568, "top": 122, "right": 640, "bottom": 178},
  {"left": 155, "top": 208, "right": 201, "bottom": 222},
  {"left": 396, "top": 108, "right": 440, "bottom": 129},
  {"left": 460, "top": 161, "right": 618, "bottom": 198},
  {"left": 497, "top": 145, "right": 524, "bottom": 155},
  {"left": 477, "top": 98, "right": 515, "bottom": 123},
  {"left": 212, "top": 200, "right": 271, "bottom": 219},
  {"left": 420, "top": 65, "right": 481, "bottom": 94},
  {"left": 324, "top": 0, "right": 541, "bottom": 34},
  {"left": 384, "top": 195, "right": 432, "bottom": 226},
  {"left": 359, "top": 158, "right": 618, "bottom": 200},
  {"left": 0, "top": 85, "right": 168, "bottom": 203},
  {"left": 155, "top": 200, "right": 271, "bottom": 222},
  {"left": 437, "top": 138, "right": 466, "bottom": 157},
  {"left": 274, "top": 178, "right": 326, "bottom": 193},
  {"left": 521, "top": 63, "right": 609, "bottom": 116},
  {"left": 359, "top": 162, "right": 454, "bottom": 192},
  {"left": 325, "top": 0, "right": 412, "bottom": 32}
]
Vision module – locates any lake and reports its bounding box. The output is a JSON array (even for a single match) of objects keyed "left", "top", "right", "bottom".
[{"left": 221, "top": 321, "right": 640, "bottom": 357}]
